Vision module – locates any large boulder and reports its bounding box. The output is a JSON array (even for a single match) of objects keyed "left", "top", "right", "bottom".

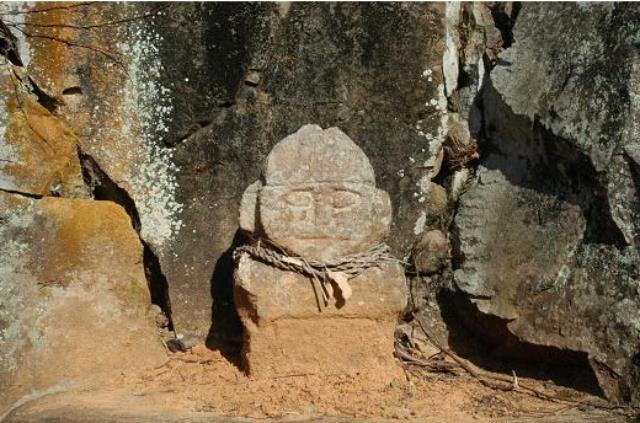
[
  {"left": 452, "top": 3, "right": 640, "bottom": 404},
  {"left": 0, "top": 88, "right": 85, "bottom": 198},
  {"left": 0, "top": 193, "right": 166, "bottom": 414},
  {"left": 154, "top": 3, "right": 447, "bottom": 338}
]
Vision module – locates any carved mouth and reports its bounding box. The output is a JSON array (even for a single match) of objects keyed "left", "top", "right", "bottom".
[{"left": 292, "top": 236, "right": 350, "bottom": 241}]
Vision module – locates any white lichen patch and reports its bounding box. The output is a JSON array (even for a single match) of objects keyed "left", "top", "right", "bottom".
[
  {"left": 443, "top": 2, "right": 460, "bottom": 97},
  {"left": 110, "top": 14, "right": 183, "bottom": 252},
  {"left": 416, "top": 84, "right": 449, "bottom": 175},
  {"left": 413, "top": 211, "right": 427, "bottom": 235}
]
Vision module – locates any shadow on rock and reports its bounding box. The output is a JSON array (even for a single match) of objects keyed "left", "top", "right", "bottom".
[
  {"left": 206, "top": 229, "right": 247, "bottom": 368},
  {"left": 436, "top": 290, "right": 604, "bottom": 398}
]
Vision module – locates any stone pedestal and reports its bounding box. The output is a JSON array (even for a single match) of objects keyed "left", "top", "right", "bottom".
[{"left": 234, "top": 255, "right": 407, "bottom": 379}]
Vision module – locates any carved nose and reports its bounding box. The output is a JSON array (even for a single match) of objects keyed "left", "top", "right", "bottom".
[{"left": 313, "top": 199, "right": 333, "bottom": 228}]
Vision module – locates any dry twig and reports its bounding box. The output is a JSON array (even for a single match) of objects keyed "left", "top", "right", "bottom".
[{"left": 394, "top": 342, "right": 458, "bottom": 374}]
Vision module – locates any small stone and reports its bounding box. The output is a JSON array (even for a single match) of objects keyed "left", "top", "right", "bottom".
[
  {"left": 166, "top": 334, "right": 199, "bottom": 352},
  {"left": 244, "top": 70, "right": 260, "bottom": 86},
  {"left": 412, "top": 229, "right": 448, "bottom": 274},
  {"left": 423, "top": 182, "right": 448, "bottom": 220},
  {"left": 151, "top": 305, "right": 170, "bottom": 328}
]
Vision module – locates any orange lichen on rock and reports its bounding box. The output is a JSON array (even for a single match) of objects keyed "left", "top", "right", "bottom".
[
  {"left": 0, "top": 192, "right": 166, "bottom": 415},
  {"left": 0, "top": 89, "right": 84, "bottom": 196},
  {"left": 25, "top": 2, "right": 84, "bottom": 96}
]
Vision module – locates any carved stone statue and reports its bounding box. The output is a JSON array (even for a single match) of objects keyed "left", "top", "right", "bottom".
[{"left": 235, "top": 124, "right": 407, "bottom": 379}]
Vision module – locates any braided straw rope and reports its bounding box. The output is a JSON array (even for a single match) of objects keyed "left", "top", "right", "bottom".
[{"left": 233, "top": 241, "right": 397, "bottom": 309}]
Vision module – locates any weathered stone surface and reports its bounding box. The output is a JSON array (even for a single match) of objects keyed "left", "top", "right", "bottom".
[
  {"left": 235, "top": 257, "right": 407, "bottom": 378},
  {"left": 24, "top": 2, "right": 445, "bottom": 339},
  {"left": 236, "top": 257, "right": 407, "bottom": 322},
  {"left": 13, "top": 1, "right": 445, "bottom": 339},
  {"left": 4, "top": 1, "right": 638, "bottom": 413},
  {"left": 0, "top": 91, "right": 85, "bottom": 197},
  {"left": 452, "top": 3, "right": 640, "bottom": 404},
  {"left": 0, "top": 192, "right": 166, "bottom": 414},
  {"left": 241, "top": 124, "right": 392, "bottom": 262},
  {"left": 235, "top": 126, "right": 407, "bottom": 378}
]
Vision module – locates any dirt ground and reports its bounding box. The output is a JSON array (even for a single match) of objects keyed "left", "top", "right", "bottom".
[{"left": 33, "top": 345, "right": 611, "bottom": 422}]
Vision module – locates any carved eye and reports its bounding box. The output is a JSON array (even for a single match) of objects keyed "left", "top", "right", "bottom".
[
  {"left": 285, "top": 191, "right": 313, "bottom": 207},
  {"left": 332, "top": 190, "right": 359, "bottom": 209}
]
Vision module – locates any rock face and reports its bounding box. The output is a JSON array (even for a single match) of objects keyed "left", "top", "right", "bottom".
[
  {"left": 0, "top": 90, "right": 85, "bottom": 198},
  {"left": 235, "top": 125, "right": 407, "bottom": 378},
  {"left": 0, "top": 2, "right": 448, "bottom": 341},
  {"left": 146, "top": 3, "right": 446, "bottom": 338},
  {"left": 0, "top": 192, "right": 166, "bottom": 413},
  {"left": 1, "top": 0, "right": 638, "bottom": 412},
  {"left": 452, "top": 3, "right": 640, "bottom": 404}
]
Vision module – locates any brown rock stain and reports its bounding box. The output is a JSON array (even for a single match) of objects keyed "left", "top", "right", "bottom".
[
  {"left": 36, "top": 198, "right": 149, "bottom": 305},
  {"left": 26, "top": 2, "right": 83, "bottom": 97},
  {"left": 2, "top": 90, "right": 81, "bottom": 195}
]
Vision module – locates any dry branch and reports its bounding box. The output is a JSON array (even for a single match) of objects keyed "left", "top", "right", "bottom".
[{"left": 410, "top": 316, "right": 633, "bottom": 415}]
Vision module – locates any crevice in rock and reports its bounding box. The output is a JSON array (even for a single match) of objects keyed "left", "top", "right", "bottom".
[
  {"left": 61, "top": 86, "right": 82, "bottom": 96},
  {"left": 488, "top": 2, "right": 521, "bottom": 49},
  {"left": 78, "top": 148, "right": 173, "bottom": 330},
  {"left": 0, "top": 187, "right": 43, "bottom": 199},
  {"left": 26, "top": 76, "right": 61, "bottom": 114},
  {"left": 163, "top": 118, "right": 213, "bottom": 149},
  {"left": 206, "top": 229, "right": 246, "bottom": 367}
]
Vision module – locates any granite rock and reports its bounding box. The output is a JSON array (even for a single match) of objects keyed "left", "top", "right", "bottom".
[
  {"left": 452, "top": 3, "right": 640, "bottom": 403},
  {"left": 0, "top": 192, "right": 166, "bottom": 413}
]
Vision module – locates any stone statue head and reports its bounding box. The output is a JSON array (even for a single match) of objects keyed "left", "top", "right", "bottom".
[{"left": 240, "top": 124, "right": 391, "bottom": 262}]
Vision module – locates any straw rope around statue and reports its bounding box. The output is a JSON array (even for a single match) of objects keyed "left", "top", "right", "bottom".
[{"left": 233, "top": 241, "right": 397, "bottom": 310}]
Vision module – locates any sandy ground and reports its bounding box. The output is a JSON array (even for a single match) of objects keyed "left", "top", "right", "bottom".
[{"left": 26, "top": 345, "right": 608, "bottom": 422}]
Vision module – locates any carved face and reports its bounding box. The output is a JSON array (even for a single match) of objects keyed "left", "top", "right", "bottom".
[
  {"left": 239, "top": 125, "right": 393, "bottom": 262},
  {"left": 259, "top": 182, "right": 391, "bottom": 261}
]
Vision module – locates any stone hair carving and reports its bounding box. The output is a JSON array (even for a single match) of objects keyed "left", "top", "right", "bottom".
[{"left": 239, "top": 124, "right": 392, "bottom": 262}]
